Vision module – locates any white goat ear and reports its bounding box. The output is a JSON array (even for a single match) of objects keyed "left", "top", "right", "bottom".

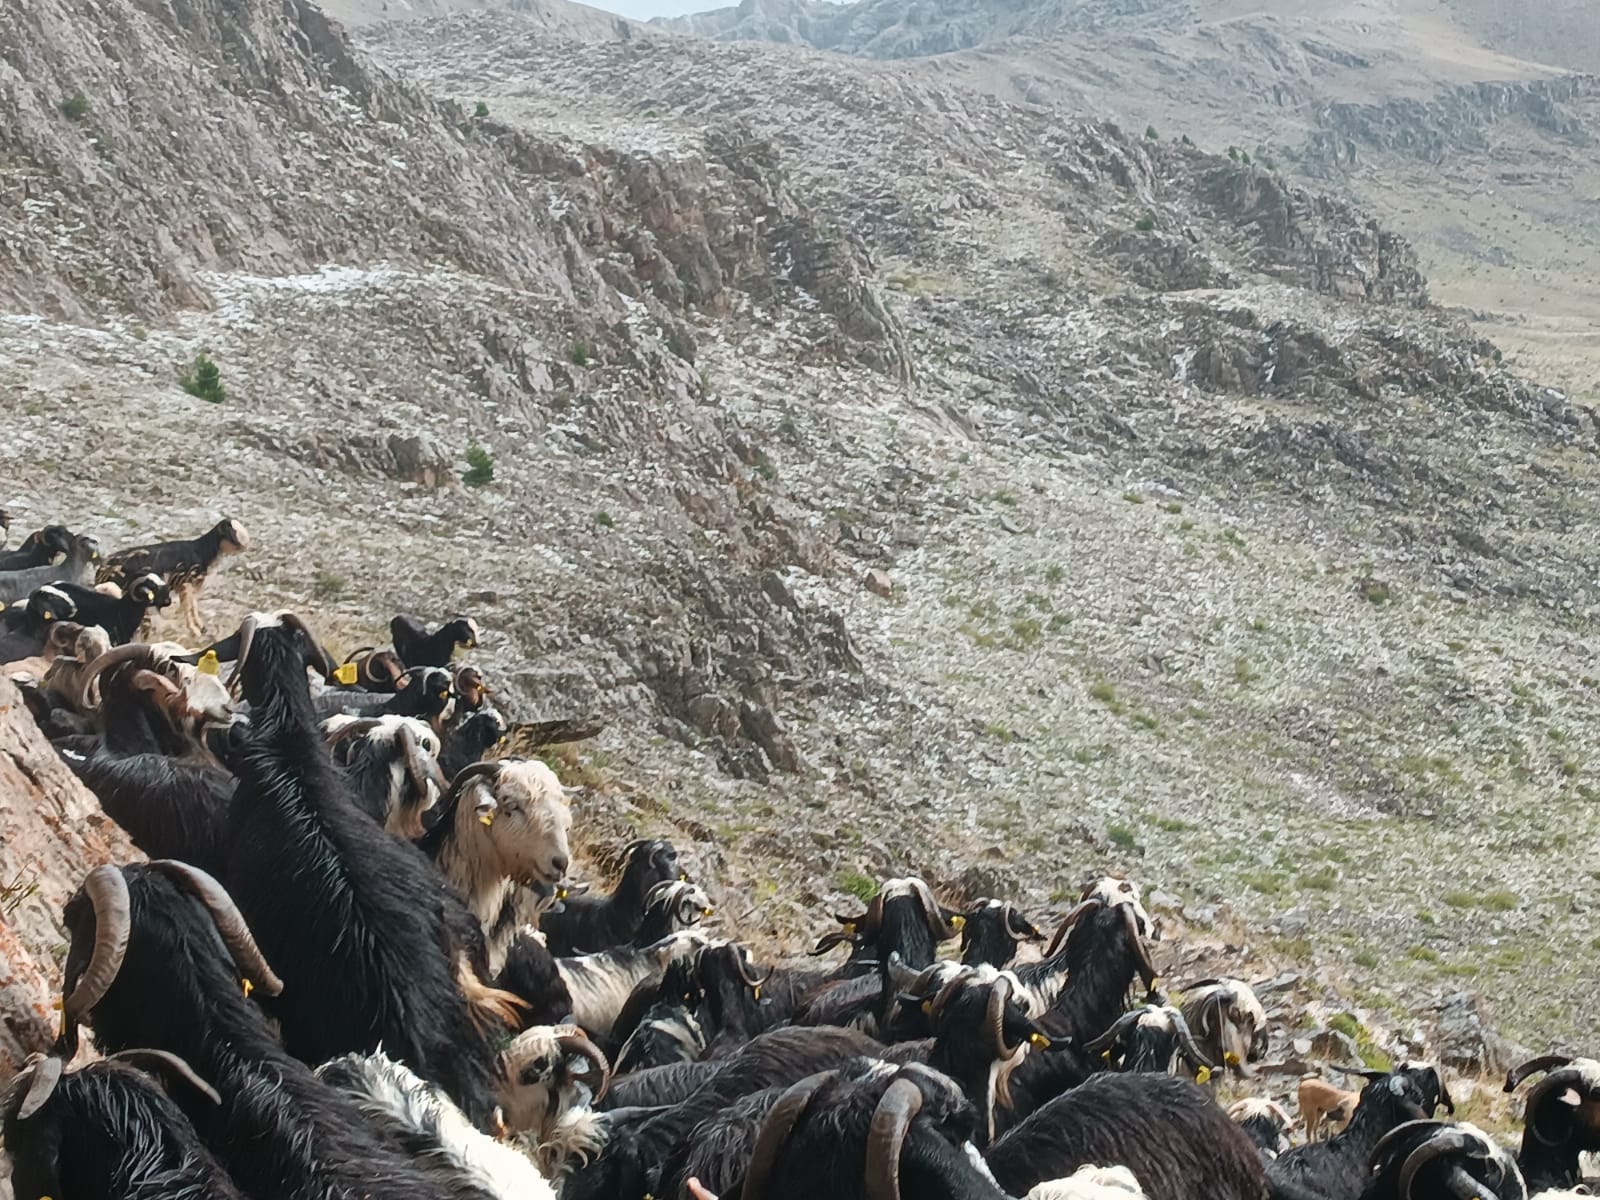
[
  {"left": 1388, "top": 1077, "right": 1405, "bottom": 1095},
  {"left": 475, "top": 790, "right": 500, "bottom": 827}
]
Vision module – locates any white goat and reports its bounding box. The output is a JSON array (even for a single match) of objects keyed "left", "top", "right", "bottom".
[{"left": 556, "top": 931, "right": 709, "bottom": 1039}]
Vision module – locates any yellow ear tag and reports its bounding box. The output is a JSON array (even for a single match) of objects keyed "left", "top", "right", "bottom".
[
  {"left": 1101, "top": 1050, "right": 1112, "bottom": 1061},
  {"left": 1029, "top": 1033, "right": 1051, "bottom": 1049},
  {"left": 752, "top": 985, "right": 762, "bottom": 1001},
  {"left": 842, "top": 922, "right": 857, "bottom": 936},
  {"left": 242, "top": 979, "right": 253, "bottom": 998},
  {"left": 922, "top": 1000, "right": 934, "bottom": 1015},
  {"left": 950, "top": 915, "right": 966, "bottom": 930},
  {"left": 334, "top": 663, "right": 359, "bottom": 685},
  {"left": 557, "top": 887, "right": 569, "bottom": 901},
  {"left": 1224, "top": 1052, "right": 1241, "bottom": 1066},
  {"left": 198, "top": 650, "right": 221, "bottom": 676},
  {"left": 703, "top": 908, "right": 715, "bottom": 917},
  {"left": 1196, "top": 1066, "right": 1212, "bottom": 1085},
  {"left": 479, "top": 813, "right": 495, "bottom": 827}
]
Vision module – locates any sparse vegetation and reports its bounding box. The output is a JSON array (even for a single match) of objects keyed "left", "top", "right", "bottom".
[
  {"left": 595, "top": 510, "right": 615, "bottom": 527},
  {"left": 474, "top": 100, "right": 490, "bottom": 118},
  {"left": 179, "top": 352, "right": 226, "bottom": 404},
  {"left": 462, "top": 444, "right": 495, "bottom": 487},
  {"left": 836, "top": 870, "right": 878, "bottom": 903},
  {"left": 61, "top": 91, "right": 90, "bottom": 121},
  {"left": 1145, "top": 124, "right": 1159, "bottom": 140},
  {"left": 569, "top": 340, "right": 592, "bottom": 366},
  {"left": 1134, "top": 213, "right": 1156, "bottom": 233},
  {"left": 1107, "top": 824, "right": 1137, "bottom": 849}
]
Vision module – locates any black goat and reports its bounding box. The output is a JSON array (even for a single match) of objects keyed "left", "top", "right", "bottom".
[
  {"left": 3, "top": 1050, "right": 243, "bottom": 1200},
  {"left": 98, "top": 519, "right": 247, "bottom": 639},
  {"left": 391, "top": 613, "right": 480, "bottom": 668},
  {"left": 633, "top": 880, "right": 714, "bottom": 948},
  {"left": 1083, "top": 1003, "right": 1216, "bottom": 1079},
  {"left": 441, "top": 707, "right": 507, "bottom": 781},
  {"left": 324, "top": 714, "right": 448, "bottom": 838},
  {"left": 496, "top": 928, "right": 578, "bottom": 1030},
  {"left": 55, "top": 860, "right": 503, "bottom": 1200},
  {"left": 357, "top": 665, "right": 457, "bottom": 733},
  {"left": 987, "top": 1071, "right": 1269, "bottom": 1198},
  {"left": 222, "top": 611, "right": 512, "bottom": 1127},
  {"left": 1361, "top": 1120, "right": 1526, "bottom": 1200},
  {"left": 812, "top": 876, "right": 963, "bottom": 977},
  {"left": 543, "top": 839, "right": 686, "bottom": 957},
  {"left": 958, "top": 899, "right": 1043, "bottom": 967},
  {"left": 48, "top": 574, "right": 172, "bottom": 644},
  {"left": 0, "top": 523, "right": 73, "bottom": 572},
  {"left": 1267, "top": 1064, "right": 1456, "bottom": 1200},
  {"left": 612, "top": 956, "right": 709, "bottom": 1076},
  {"left": 0, "top": 585, "right": 80, "bottom": 661},
  {"left": 1503, "top": 1054, "right": 1600, "bottom": 1192},
  {"left": 0, "top": 533, "right": 102, "bottom": 605}
]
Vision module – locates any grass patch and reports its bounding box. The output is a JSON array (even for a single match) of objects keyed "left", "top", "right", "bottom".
[
  {"left": 61, "top": 91, "right": 91, "bottom": 121},
  {"left": 569, "top": 340, "right": 592, "bottom": 366},
  {"left": 179, "top": 352, "right": 226, "bottom": 404},
  {"left": 1297, "top": 866, "right": 1339, "bottom": 891},
  {"left": 462, "top": 444, "right": 495, "bottom": 488},
  {"left": 836, "top": 870, "right": 878, "bottom": 903},
  {"left": 1107, "top": 825, "right": 1137, "bottom": 850}
]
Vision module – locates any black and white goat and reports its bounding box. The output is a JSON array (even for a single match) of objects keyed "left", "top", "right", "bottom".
[
  {"left": 222, "top": 611, "right": 516, "bottom": 1126},
  {"left": 634, "top": 880, "right": 714, "bottom": 947},
  {"left": 391, "top": 613, "right": 481, "bottom": 668},
  {"left": 558, "top": 931, "right": 711, "bottom": 1040},
  {"left": 441, "top": 707, "right": 508, "bottom": 780},
  {"left": 1179, "top": 977, "right": 1269, "bottom": 1079},
  {"left": 324, "top": 714, "right": 448, "bottom": 838},
  {"left": 1360, "top": 1120, "right": 1528, "bottom": 1200},
  {"left": 543, "top": 839, "right": 687, "bottom": 957},
  {"left": 495, "top": 1024, "right": 612, "bottom": 1174},
  {"left": 1267, "top": 1063, "right": 1456, "bottom": 1200},
  {"left": 56, "top": 860, "right": 506, "bottom": 1200},
  {"left": 1229, "top": 1098, "right": 1296, "bottom": 1160},
  {"left": 1503, "top": 1055, "right": 1600, "bottom": 1193},
  {"left": 45, "top": 573, "right": 173, "bottom": 644},
  {"left": 960, "top": 899, "right": 1045, "bottom": 968},
  {"left": 1083, "top": 1004, "right": 1216, "bottom": 1081},
  {"left": 2, "top": 1049, "right": 242, "bottom": 1200},
  {"left": 99, "top": 518, "right": 248, "bottom": 638}
]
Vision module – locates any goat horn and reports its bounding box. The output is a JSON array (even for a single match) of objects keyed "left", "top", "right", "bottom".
[
  {"left": 438, "top": 760, "right": 502, "bottom": 829},
  {"left": 1168, "top": 1008, "right": 1219, "bottom": 1072},
  {"left": 925, "top": 970, "right": 968, "bottom": 1026},
  {"left": 324, "top": 718, "right": 386, "bottom": 748},
  {"left": 554, "top": 1028, "right": 612, "bottom": 1103},
  {"left": 1005, "top": 904, "right": 1043, "bottom": 941},
  {"left": 397, "top": 722, "right": 447, "bottom": 825},
  {"left": 1123, "top": 903, "right": 1159, "bottom": 990},
  {"left": 278, "top": 611, "right": 338, "bottom": 677},
  {"left": 985, "top": 975, "right": 1012, "bottom": 1058},
  {"left": 1505, "top": 1054, "right": 1573, "bottom": 1093},
  {"left": 1520, "top": 1064, "right": 1595, "bottom": 1147},
  {"left": 743, "top": 1071, "right": 833, "bottom": 1200},
  {"left": 1084, "top": 1009, "right": 1143, "bottom": 1057},
  {"left": 865, "top": 1076, "right": 925, "bottom": 1200},
  {"left": 146, "top": 860, "right": 283, "bottom": 997},
  {"left": 14, "top": 1056, "right": 64, "bottom": 1120},
  {"left": 733, "top": 949, "right": 772, "bottom": 991},
  {"left": 64, "top": 865, "right": 132, "bottom": 1023},
  {"left": 1392, "top": 1125, "right": 1491, "bottom": 1200},
  {"left": 227, "top": 614, "right": 261, "bottom": 694},
  {"left": 76, "top": 642, "right": 159, "bottom": 711},
  {"left": 1043, "top": 899, "right": 1099, "bottom": 958},
  {"left": 104, "top": 1049, "right": 223, "bottom": 1106},
  {"left": 129, "top": 668, "right": 183, "bottom": 703},
  {"left": 907, "top": 878, "right": 956, "bottom": 942}
]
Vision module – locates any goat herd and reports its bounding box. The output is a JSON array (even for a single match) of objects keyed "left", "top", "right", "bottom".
[{"left": 0, "top": 512, "right": 1596, "bottom": 1200}]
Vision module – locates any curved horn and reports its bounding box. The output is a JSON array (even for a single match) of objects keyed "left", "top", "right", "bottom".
[
  {"left": 226, "top": 614, "right": 262, "bottom": 693},
  {"left": 105, "top": 1049, "right": 223, "bottom": 1106},
  {"left": 1084, "top": 1009, "right": 1144, "bottom": 1057},
  {"left": 76, "top": 642, "right": 159, "bottom": 711},
  {"left": 1168, "top": 1007, "right": 1219, "bottom": 1071},
  {"left": 1520, "top": 1065, "right": 1594, "bottom": 1147},
  {"left": 1123, "top": 902, "right": 1159, "bottom": 990},
  {"left": 985, "top": 974, "right": 1015, "bottom": 1058},
  {"left": 865, "top": 1077, "right": 925, "bottom": 1200},
  {"left": 1505, "top": 1055, "right": 1573, "bottom": 1094},
  {"left": 396, "top": 722, "right": 447, "bottom": 818},
  {"left": 15, "top": 1056, "right": 64, "bottom": 1120},
  {"left": 63, "top": 865, "right": 132, "bottom": 1022},
  {"left": 1392, "top": 1125, "right": 1491, "bottom": 1200},
  {"left": 146, "top": 861, "right": 283, "bottom": 996},
  {"left": 1043, "top": 898, "right": 1099, "bottom": 958},
  {"left": 1005, "top": 904, "right": 1043, "bottom": 941},
  {"left": 324, "top": 718, "right": 387, "bottom": 749},
  {"left": 907, "top": 878, "right": 958, "bottom": 941},
  {"left": 437, "top": 760, "right": 503, "bottom": 829},
  {"left": 743, "top": 1071, "right": 834, "bottom": 1200},
  {"left": 922, "top": 969, "right": 969, "bottom": 1027},
  {"left": 732, "top": 947, "right": 772, "bottom": 992},
  {"left": 554, "top": 1027, "right": 612, "bottom": 1103}
]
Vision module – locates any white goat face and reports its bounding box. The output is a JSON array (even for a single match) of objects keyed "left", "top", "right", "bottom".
[
  {"left": 485, "top": 761, "right": 572, "bottom": 888},
  {"left": 1088, "top": 876, "right": 1153, "bottom": 938}
]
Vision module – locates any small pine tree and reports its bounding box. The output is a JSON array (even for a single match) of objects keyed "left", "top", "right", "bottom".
[
  {"left": 1145, "top": 124, "right": 1159, "bottom": 141},
  {"left": 1135, "top": 213, "right": 1157, "bottom": 233},
  {"left": 1227, "top": 146, "right": 1239, "bottom": 161},
  {"left": 180, "top": 352, "right": 226, "bottom": 404},
  {"left": 474, "top": 101, "right": 489, "bottom": 119},
  {"left": 1181, "top": 134, "right": 1193, "bottom": 146},
  {"left": 61, "top": 92, "right": 90, "bottom": 121},
  {"left": 462, "top": 444, "right": 495, "bottom": 487}
]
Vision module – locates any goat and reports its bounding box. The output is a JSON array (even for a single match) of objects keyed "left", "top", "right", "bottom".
[
  {"left": 441, "top": 707, "right": 508, "bottom": 780},
  {"left": 987, "top": 1070, "right": 1270, "bottom": 1200},
  {"left": 1300, "top": 1076, "right": 1361, "bottom": 1143},
  {"left": 222, "top": 610, "right": 514, "bottom": 1126},
  {"left": 1180, "top": 977, "right": 1269, "bottom": 1078},
  {"left": 1230, "top": 1098, "right": 1295, "bottom": 1159},
  {"left": 496, "top": 1023, "right": 612, "bottom": 1172},
  {"left": 55, "top": 860, "right": 505, "bottom": 1199},
  {"left": 558, "top": 931, "right": 710, "bottom": 1040},
  {"left": 1504, "top": 1055, "right": 1600, "bottom": 1193},
  {"left": 496, "top": 926, "right": 578, "bottom": 1029},
  {"left": 324, "top": 714, "right": 448, "bottom": 838},
  {"left": 1267, "top": 1063, "right": 1456, "bottom": 1200},
  {"left": 337, "top": 646, "right": 408, "bottom": 692},
  {"left": 98, "top": 518, "right": 249, "bottom": 638},
  {"left": 3, "top": 1049, "right": 243, "bottom": 1200},
  {"left": 45, "top": 573, "right": 173, "bottom": 644},
  {"left": 1024, "top": 1167, "right": 1149, "bottom": 1198},
  {"left": 960, "top": 899, "right": 1045, "bottom": 967},
  {"left": 1083, "top": 1004, "right": 1216, "bottom": 1081},
  {"left": 634, "top": 880, "right": 714, "bottom": 947},
  {"left": 812, "top": 876, "right": 964, "bottom": 976},
  {"left": 2, "top": 616, "right": 83, "bottom": 678},
  {"left": 391, "top": 613, "right": 481, "bottom": 668},
  {"left": 1362, "top": 1120, "right": 1527, "bottom": 1200},
  {"left": 0, "top": 523, "right": 74, "bottom": 572},
  {"left": 563, "top": 1026, "right": 885, "bottom": 1200},
  {"left": 317, "top": 1050, "right": 557, "bottom": 1200},
  {"left": 613, "top": 968, "right": 709, "bottom": 1076},
  {"left": 419, "top": 757, "right": 573, "bottom": 973},
  {"left": 0, "top": 532, "right": 102, "bottom": 604},
  {"left": 543, "top": 838, "right": 687, "bottom": 957}
]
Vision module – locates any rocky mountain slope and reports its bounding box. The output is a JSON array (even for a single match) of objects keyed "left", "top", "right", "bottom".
[{"left": 2, "top": 0, "right": 1598, "bottom": 1130}]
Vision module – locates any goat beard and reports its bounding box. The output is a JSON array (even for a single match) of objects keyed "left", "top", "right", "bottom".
[{"left": 456, "top": 955, "right": 528, "bottom": 1034}]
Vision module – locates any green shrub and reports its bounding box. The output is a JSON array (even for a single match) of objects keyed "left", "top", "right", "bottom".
[
  {"left": 1145, "top": 124, "right": 1159, "bottom": 141},
  {"left": 61, "top": 92, "right": 91, "bottom": 121},
  {"left": 569, "top": 341, "right": 591, "bottom": 367},
  {"left": 1107, "top": 825, "right": 1137, "bottom": 850},
  {"left": 179, "top": 352, "right": 226, "bottom": 404},
  {"left": 595, "top": 511, "right": 614, "bottom": 528},
  {"left": 474, "top": 100, "right": 490, "bottom": 118},
  {"left": 462, "top": 444, "right": 495, "bottom": 487},
  {"left": 1134, "top": 213, "right": 1156, "bottom": 233},
  {"left": 836, "top": 870, "right": 878, "bottom": 902}
]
